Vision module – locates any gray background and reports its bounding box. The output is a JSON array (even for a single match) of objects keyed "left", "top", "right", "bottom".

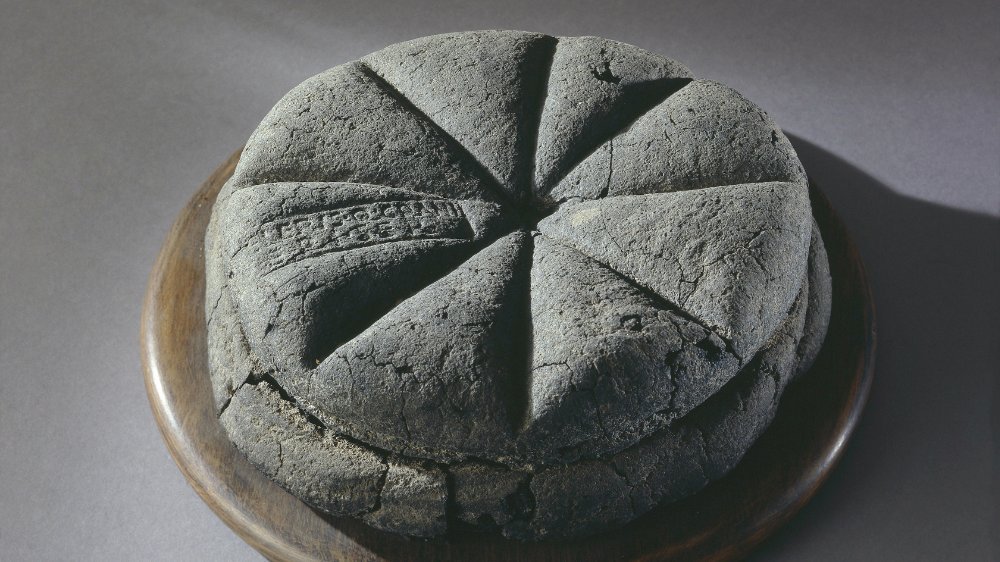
[{"left": 1, "top": 0, "right": 996, "bottom": 559}]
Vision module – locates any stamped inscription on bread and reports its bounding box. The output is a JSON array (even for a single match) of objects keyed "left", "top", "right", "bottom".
[{"left": 257, "top": 199, "right": 470, "bottom": 272}]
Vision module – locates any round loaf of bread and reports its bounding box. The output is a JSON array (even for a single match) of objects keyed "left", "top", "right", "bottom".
[{"left": 205, "top": 30, "right": 832, "bottom": 539}]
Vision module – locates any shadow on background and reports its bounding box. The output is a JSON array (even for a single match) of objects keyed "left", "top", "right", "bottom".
[{"left": 749, "top": 135, "right": 999, "bottom": 559}]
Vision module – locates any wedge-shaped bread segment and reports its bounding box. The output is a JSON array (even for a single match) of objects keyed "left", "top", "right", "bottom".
[
  {"left": 522, "top": 284, "right": 811, "bottom": 540},
  {"left": 525, "top": 236, "right": 741, "bottom": 456},
  {"left": 548, "top": 80, "right": 807, "bottom": 202},
  {"left": 228, "top": 62, "right": 502, "bottom": 202},
  {"left": 538, "top": 182, "right": 812, "bottom": 359},
  {"left": 220, "top": 183, "right": 506, "bottom": 376},
  {"left": 302, "top": 232, "right": 533, "bottom": 459},
  {"left": 534, "top": 36, "right": 692, "bottom": 195},
  {"left": 364, "top": 31, "right": 555, "bottom": 200}
]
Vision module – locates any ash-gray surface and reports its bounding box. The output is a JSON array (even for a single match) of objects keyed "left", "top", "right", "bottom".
[{"left": 205, "top": 30, "right": 831, "bottom": 539}]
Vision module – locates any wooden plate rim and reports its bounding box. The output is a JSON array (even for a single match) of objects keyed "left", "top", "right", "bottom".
[{"left": 141, "top": 150, "right": 876, "bottom": 561}]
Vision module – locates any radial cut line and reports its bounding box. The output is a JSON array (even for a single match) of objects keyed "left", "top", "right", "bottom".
[
  {"left": 503, "top": 233, "right": 536, "bottom": 433},
  {"left": 540, "top": 77, "right": 693, "bottom": 196},
  {"left": 545, "top": 235, "right": 740, "bottom": 360},
  {"left": 522, "top": 36, "right": 558, "bottom": 199},
  {"left": 356, "top": 62, "right": 516, "bottom": 208},
  {"left": 307, "top": 235, "right": 509, "bottom": 368}
]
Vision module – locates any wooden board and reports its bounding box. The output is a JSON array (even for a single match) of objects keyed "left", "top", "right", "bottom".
[{"left": 141, "top": 150, "right": 876, "bottom": 561}]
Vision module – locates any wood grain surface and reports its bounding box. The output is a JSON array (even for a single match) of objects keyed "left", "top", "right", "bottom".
[{"left": 141, "top": 150, "right": 876, "bottom": 561}]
